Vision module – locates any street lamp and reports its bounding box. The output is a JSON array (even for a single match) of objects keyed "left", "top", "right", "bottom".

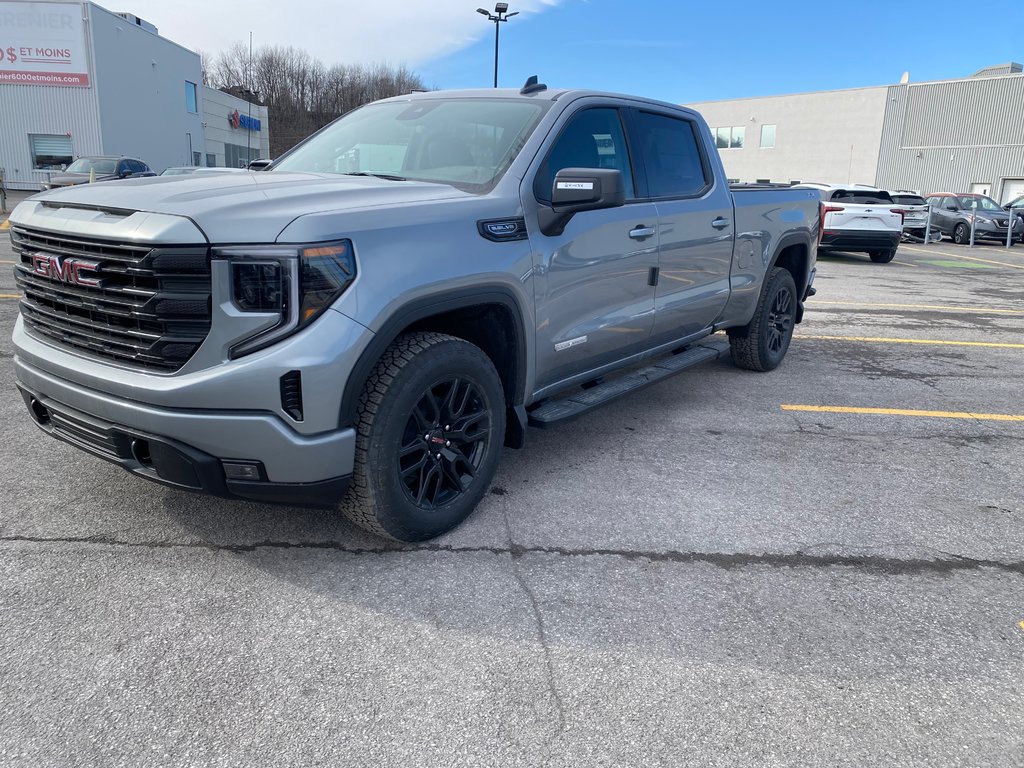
[{"left": 476, "top": 3, "right": 518, "bottom": 88}]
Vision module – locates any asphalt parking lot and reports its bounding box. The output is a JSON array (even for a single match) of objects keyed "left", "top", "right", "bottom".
[{"left": 1, "top": 230, "right": 1023, "bottom": 767}]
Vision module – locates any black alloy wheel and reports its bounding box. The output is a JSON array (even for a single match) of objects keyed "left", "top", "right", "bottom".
[
  {"left": 341, "top": 332, "right": 506, "bottom": 541},
  {"left": 398, "top": 377, "right": 490, "bottom": 510},
  {"left": 729, "top": 266, "right": 798, "bottom": 372},
  {"left": 765, "top": 285, "right": 794, "bottom": 357}
]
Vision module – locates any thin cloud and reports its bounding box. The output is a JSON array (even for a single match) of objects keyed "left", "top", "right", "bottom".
[{"left": 115, "top": 0, "right": 565, "bottom": 67}]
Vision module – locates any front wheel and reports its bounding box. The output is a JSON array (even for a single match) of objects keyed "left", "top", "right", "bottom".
[
  {"left": 869, "top": 249, "right": 897, "bottom": 263},
  {"left": 729, "top": 267, "right": 797, "bottom": 372},
  {"left": 953, "top": 223, "right": 969, "bottom": 244},
  {"left": 341, "top": 332, "right": 506, "bottom": 541}
]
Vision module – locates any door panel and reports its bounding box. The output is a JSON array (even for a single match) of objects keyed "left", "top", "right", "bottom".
[
  {"left": 630, "top": 109, "right": 733, "bottom": 342},
  {"left": 525, "top": 106, "right": 657, "bottom": 389},
  {"left": 529, "top": 203, "right": 659, "bottom": 388}
]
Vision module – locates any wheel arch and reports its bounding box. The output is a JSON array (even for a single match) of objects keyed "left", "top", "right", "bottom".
[{"left": 339, "top": 286, "right": 530, "bottom": 444}]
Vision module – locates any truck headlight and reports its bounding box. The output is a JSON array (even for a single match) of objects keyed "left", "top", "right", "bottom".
[{"left": 213, "top": 240, "right": 356, "bottom": 357}]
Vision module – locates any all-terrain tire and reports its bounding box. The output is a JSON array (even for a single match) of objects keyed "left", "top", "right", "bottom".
[
  {"left": 728, "top": 267, "right": 798, "bottom": 372},
  {"left": 341, "top": 332, "right": 506, "bottom": 541},
  {"left": 869, "top": 249, "right": 897, "bottom": 263}
]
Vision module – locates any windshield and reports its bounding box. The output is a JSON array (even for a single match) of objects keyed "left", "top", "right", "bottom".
[
  {"left": 271, "top": 98, "right": 548, "bottom": 191},
  {"left": 65, "top": 158, "right": 118, "bottom": 174},
  {"left": 958, "top": 195, "right": 1002, "bottom": 211}
]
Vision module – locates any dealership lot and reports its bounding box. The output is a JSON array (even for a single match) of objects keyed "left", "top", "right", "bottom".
[{"left": 1, "top": 235, "right": 1023, "bottom": 766}]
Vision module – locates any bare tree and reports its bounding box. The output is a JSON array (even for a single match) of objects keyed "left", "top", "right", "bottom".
[{"left": 208, "top": 42, "right": 427, "bottom": 157}]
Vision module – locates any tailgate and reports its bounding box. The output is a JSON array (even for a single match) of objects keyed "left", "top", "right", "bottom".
[
  {"left": 899, "top": 204, "right": 929, "bottom": 227},
  {"left": 825, "top": 204, "right": 902, "bottom": 233}
]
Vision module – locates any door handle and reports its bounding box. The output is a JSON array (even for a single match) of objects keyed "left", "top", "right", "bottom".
[
  {"left": 711, "top": 217, "right": 731, "bottom": 230},
  {"left": 629, "top": 226, "right": 656, "bottom": 241}
]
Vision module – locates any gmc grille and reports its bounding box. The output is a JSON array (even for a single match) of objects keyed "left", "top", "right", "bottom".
[{"left": 11, "top": 225, "right": 212, "bottom": 372}]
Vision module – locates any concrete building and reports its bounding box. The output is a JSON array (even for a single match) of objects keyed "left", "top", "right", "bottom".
[
  {"left": 0, "top": 0, "right": 270, "bottom": 190},
  {"left": 202, "top": 87, "right": 270, "bottom": 169},
  {"left": 0, "top": 1, "right": 202, "bottom": 189},
  {"left": 687, "top": 63, "right": 1024, "bottom": 202}
]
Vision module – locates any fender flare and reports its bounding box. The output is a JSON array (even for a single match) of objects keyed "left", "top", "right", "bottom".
[
  {"left": 338, "top": 286, "right": 529, "bottom": 429},
  {"left": 766, "top": 231, "right": 814, "bottom": 291}
]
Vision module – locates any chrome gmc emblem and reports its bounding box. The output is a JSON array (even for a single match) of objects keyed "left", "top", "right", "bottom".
[{"left": 31, "top": 253, "right": 101, "bottom": 287}]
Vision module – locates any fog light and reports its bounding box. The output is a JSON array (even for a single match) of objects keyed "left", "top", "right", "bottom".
[{"left": 223, "top": 461, "right": 262, "bottom": 480}]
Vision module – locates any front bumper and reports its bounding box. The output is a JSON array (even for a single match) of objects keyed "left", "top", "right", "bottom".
[
  {"left": 15, "top": 356, "right": 356, "bottom": 507},
  {"left": 819, "top": 229, "right": 901, "bottom": 252}
]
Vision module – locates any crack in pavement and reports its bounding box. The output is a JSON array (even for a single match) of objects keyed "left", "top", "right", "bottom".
[{"left": 1, "top": 534, "right": 1023, "bottom": 575}]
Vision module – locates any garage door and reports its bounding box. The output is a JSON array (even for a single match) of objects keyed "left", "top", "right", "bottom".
[{"left": 1001, "top": 179, "right": 1024, "bottom": 204}]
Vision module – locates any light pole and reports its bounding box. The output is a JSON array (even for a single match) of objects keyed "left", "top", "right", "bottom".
[{"left": 476, "top": 3, "right": 518, "bottom": 88}]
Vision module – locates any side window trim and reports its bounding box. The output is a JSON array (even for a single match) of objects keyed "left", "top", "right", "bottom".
[
  {"left": 628, "top": 108, "right": 714, "bottom": 202},
  {"left": 533, "top": 104, "right": 640, "bottom": 204}
]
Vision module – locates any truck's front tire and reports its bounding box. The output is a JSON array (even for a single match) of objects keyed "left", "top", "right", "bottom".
[
  {"left": 869, "top": 249, "right": 897, "bottom": 263},
  {"left": 341, "top": 332, "right": 506, "bottom": 541},
  {"left": 728, "top": 267, "right": 797, "bottom": 372}
]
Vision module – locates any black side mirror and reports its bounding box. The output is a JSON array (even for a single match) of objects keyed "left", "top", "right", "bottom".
[
  {"left": 119, "top": 170, "right": 131, "bottom": 178},
  {"left": 538, "top": 168, "right": 626, "bottom": 237}
]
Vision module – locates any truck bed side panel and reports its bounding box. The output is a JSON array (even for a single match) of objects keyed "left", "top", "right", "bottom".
[{"left": 718, "top": 189, "right": 819, "bottom": 327}]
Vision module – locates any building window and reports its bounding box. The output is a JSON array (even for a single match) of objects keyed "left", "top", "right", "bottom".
[
  {"left": 206, "top": 153, "right": 216, "bottom": 167},
  {"left": 760, "top": 124, "right": 776, "bottom": 149},
  {"left": 192, "top": 151, "right": 202, "bottom": 166},
  {"left": 185, "top": 81, "right": 198, "bottom": 113},
  {"left": 29, "top": 134, "right": 73, "bottom": 170},
  {"left": 713, "top": 126, "right": 745, "bottom": 149}
]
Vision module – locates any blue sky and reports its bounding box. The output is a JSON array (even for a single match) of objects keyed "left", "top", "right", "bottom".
[{"left": 420, "top": 0, "right": 1024, "bottom": 102}]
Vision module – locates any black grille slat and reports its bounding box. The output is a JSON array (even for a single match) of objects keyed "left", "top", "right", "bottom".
[
  {"left": 11, "top": 225, "right": 212, "bottom": 372},
  {"left": 49, "top": 412, "right": 120, "bottom": 457}
]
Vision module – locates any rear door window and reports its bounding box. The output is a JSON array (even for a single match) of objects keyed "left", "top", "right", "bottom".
[{"left": 633, "top": 111, "right": 709, "bottom": 198}]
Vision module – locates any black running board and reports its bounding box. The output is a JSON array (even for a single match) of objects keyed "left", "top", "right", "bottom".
[{"left": 527, "top": 339, "right": 730, "bottom": 428}]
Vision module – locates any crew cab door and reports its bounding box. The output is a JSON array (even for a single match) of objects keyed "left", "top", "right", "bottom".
[
  {"left": 628, "top": 108, "right": 733, "bottom": 342},
  {"left": 523, "top": 105, "right": 658, "bottom": 390}
]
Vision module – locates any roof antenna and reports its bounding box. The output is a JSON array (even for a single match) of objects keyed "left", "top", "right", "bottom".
[{"left": 520, "top": 75, "right": 547, "bottom": 95}]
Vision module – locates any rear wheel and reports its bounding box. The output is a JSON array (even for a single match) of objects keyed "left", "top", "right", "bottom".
[
  {"left": 953, "top": 223, "right": 969, "bottom": 244},
  {"left": 869, "top": 249, "right": 897, "bottom": 263},
  {"left": 341, "top": 332, "right": 505, "bottom": 541},
  {"left": 729, "top": 267, "right": 797, "bottom": 372}
]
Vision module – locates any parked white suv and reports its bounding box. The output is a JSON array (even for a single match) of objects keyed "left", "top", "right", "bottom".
[{"left": 798, "top": 183, "right": 903, "bottom": 263}]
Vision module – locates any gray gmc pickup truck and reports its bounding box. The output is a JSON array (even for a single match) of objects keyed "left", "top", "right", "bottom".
[{"left": 10, "top": 81, "right": 819, "bottom": 541}]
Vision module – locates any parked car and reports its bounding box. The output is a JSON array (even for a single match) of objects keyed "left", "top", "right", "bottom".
[
  {"left": 41, "top": 156, "right": 155, "bottom": 189},
  {"left": 888, "top": 191, "right": 935, "bottom": 241},
  {"left": 1004, "top": 195, "right": 1024, "bottom": 237},
  {"left": 925, "top": 193, "right": 1023, "bottom": 244},
  {"left": 160, "top": 166, "right": 247, "bottom": 176},
  {"left": 9, "top": 83, "right": 820, "bottom": 541},
  {"left": 797, "top": 183, "right": 902, "bottom": 263}
]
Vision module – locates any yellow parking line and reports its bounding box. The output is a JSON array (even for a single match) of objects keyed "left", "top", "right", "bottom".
[
  {"left": 900, "top": 245, "right": 1024, "bottom": 269},
  {"left": 806, "top": 300, "right": 1024, "bottom": 315},
  {"left": 892, "top": 260, "right": 920, "bottom": 267},
  {"left": 782, "top": 405, "right": 1024, "bottom": 422},
  {"left": 0, "top": 219, "right": 9, "bottom": 231},
  {"left": 0, "top": 293, "right": 21, "bottom": 299},
  {"left": 800, "top": 334, "right": 1024, "bottom": 349}
]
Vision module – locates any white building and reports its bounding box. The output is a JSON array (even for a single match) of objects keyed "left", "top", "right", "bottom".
[
  {"left": 686, "top": 63, "right": 1024, "bottom": 201},
  {"left": 0, "top": 0, "right": 270, "bottom": 189}
]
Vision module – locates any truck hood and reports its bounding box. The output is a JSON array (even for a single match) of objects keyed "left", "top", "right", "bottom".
[{"left": 28, "top": 171, "right": 473, "bottom": 243}]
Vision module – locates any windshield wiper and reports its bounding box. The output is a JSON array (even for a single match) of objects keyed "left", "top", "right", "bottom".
[{"left": 343, "top": 171, "right": 407, "bottom": 182}]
